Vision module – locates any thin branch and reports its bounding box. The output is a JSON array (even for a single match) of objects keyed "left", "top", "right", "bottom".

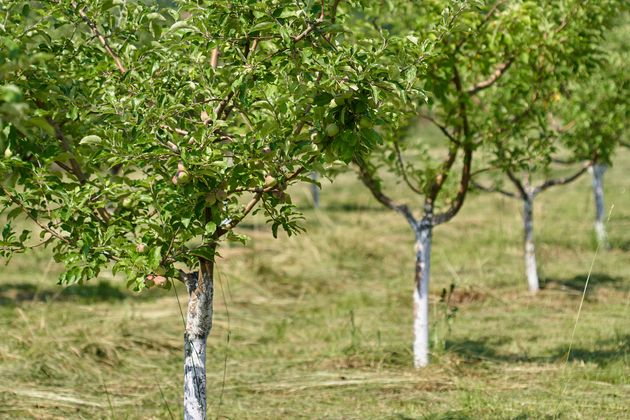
[
  {"left": 217, "top": 152, "right": 324, "bottom": 234},
  {"left": 466, "top": 60, "right": 513, "bottom": 96},
  {"left": 471, "top": 180, "right": 517, "bottom": 198},
  {"left": 355, "top": 162, "right": 417, "bottom": 228},
  {"left": 456, "top": 0, "right": 506, "bottom": 50},
  {"left": 432, "top": 146, "right": 473, "bottom": 225},
  {"left": 293, "top": 16, "right": 325, "bottom": 43},
  {"left": 70, "top": 1, "right": 127, "bottom": 73},
  {"left": 506, "top": 170, "right": 527, "bottom": 198},
  {"left": 393, "top": 139, "right": 423, "bottom": 195},
  {"left": 418, "top": 113, "right": 459, "bottom": 145},
  {"left": 533, "top": 161, "right": 591, "bottom": 195},
  {"left": 427, "top": 143, "right": 460, "bottom": 204},
  {"left": 0, "top": 185, "right": 71, "bottom": 245},
  {"left": 47, "top": 117, "right": 111, "bottom": 224}
]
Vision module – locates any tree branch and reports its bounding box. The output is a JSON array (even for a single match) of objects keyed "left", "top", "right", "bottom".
[
  {"left": 393, "top": 139, "right": 423, "bottom": 195},
  {"left": 427, "top": 143, "right": 460, "bottom": 204},
  {"left": 0, "top": 185, "right": 72, "bottom": 245},
  {"left": 466, "top": 60, "right": 513, "bottom": 96},
  {"left": 70, "top": 1, "right": 127, "bottom": 73},
  {"left": 419, "top": 113, "right": 459, "bottom": 145},
  {"left": 355, "top": 161, "right": 417, "bottom": 228},
  {"left": 532, "top": 161, "right": 591, "bottom": 195},
  {"left": 471, "top": 180, "right": 517, "bottom": 198},
  {"left": 432, "top": 146, "right": 472, "bottom": 225},
  {"left": 506, "top": 170, "right": 527, "bottom": 198}
]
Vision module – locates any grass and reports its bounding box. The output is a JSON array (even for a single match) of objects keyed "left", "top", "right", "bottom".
[{"left": 0, "top": 148, "right": 629, "bottom": 419}]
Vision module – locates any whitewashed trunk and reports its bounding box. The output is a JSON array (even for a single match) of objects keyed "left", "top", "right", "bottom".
[
  {"left": 413, "top": 217, "right": 432, "bottom": 368},
  {"left": 591, "top": 164, "right": 608, "bottom": 248},
  {"left": 184, "top": 265, "right": 214, "bottom": 420},
  {"left": 523, "top": 196, "right": 539, "bottom": 293}
]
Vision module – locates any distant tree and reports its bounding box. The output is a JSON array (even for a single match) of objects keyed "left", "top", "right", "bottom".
[
  {"left": 355, "top": 0, "right": 622, "bottom": 366},
  {"left": 0, "top": 1, "right": 429, "bottom": 417},
  {"left": 474, "top": 12, "right": 629, "bottom": 291}
]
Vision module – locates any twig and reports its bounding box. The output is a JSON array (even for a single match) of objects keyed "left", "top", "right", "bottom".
[
  {"left": 70, "top": 1, "right": 127, "bottom": 73},
  {"left": 466, "top": 60, "right": 513, "bottom": 96}
]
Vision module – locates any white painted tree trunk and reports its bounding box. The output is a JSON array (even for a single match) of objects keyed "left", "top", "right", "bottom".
[
  {"left": 591, "top": 164, "right": 608, "bottom": 248},
  {"left": 523, "top": 195, "right": 539, "bottom": 293},
  {"left": 413, "top": 216, "right": 432, "bottom": 368},
  {"left": 183, "top": 264, "right": 214, "bottom": 420}
]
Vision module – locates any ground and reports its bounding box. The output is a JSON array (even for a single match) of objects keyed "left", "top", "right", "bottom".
[{"left": 0, "top": 149, "right": 628, "bottom": 419}]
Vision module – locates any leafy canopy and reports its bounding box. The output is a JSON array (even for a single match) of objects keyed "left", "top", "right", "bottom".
[{"left": 0, "top": 0, "right": 432, "bottom": 288}]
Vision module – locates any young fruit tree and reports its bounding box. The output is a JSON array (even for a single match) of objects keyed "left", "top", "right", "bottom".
[
  {"left": 473, "top": 9, "right": 628, "bottom": 292},
  {"left": 354, "top": 0, "right": 623, "bottom": 367},
  {"left": 580, "top": 19, "right": 629, "bottom": 249},
  {"left": 0, "top": 1, "right": 429, "bottom": 417}
]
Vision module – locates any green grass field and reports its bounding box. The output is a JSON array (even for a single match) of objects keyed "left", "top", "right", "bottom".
[{"left": 1, "top": 149, "right": 628, "bottom": 419}]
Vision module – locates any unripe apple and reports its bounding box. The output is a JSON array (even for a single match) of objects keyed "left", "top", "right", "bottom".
[
  {"left": 136, "top": 243, "right": 146, "bottom": 253},
  {"left": 172, "top": 175, "right": 179, "bottom": 185},
  {"left": 155, "top": 267, "right": 166, "bottom": 275},
  {"left": 4, "top": 147, "right": 12, "bottom": 158},
  {"left": 122, "top": 197, "right": 133, "bottom": 208},
  {"left": 215, "top": 188, "right": 227, "bottom": 201},
  {"left": 358, "top": 116, "right": 373, "bottom": 129},
  {"left": 205, "top": 192, "right": 217, "bottom": 206},
  {"left": 177, "top": 170, "right": 191, "bottom": 184},
  {"left": 264, "top": 175, "right": 277, "bottom": 188},
  {"left": 325, "top": 123, "right": 340, "bottom": 137},
  {"left": 177, "top": 162, "right": 186, "bottom": 172}
]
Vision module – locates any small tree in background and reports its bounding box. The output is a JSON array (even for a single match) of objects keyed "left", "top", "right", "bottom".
[
  {"left": 0, "top": 1, "right": 430, "bottom": 417},
  {"left": 355, "top": 0, "right": 622, "bottom": 367},
  {"left": 474, "top": 12, "right": 629, "bottom": 292}
]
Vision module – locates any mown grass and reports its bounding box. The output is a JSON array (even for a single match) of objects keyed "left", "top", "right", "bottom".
[{"left": 0, "top": 149, "right": 628, "bottom": 419}]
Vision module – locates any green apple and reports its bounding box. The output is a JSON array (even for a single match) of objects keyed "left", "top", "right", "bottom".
[
  {"left": 177, "top": 170, "right": 191, "bottom": 184},
  {"left": 264, "top": 175, "right": 277, "bottom": 188},
  {"left": 359, "top": 116, "right": 373, "bottom": 129},
  {"left": 325, "top": 123, "right": 340, "bottom": 137},
  {"left": 205, "top": 192, "right": 217, "bottom": 206}
]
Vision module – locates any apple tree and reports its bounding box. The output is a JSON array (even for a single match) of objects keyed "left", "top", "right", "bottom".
[
  {"left": 354, "top": 0, "right": 623, "bottom": 366},
  {"left": 0, "top": 0, "right": 433, "bottom": 417},
  {"left": 474, "top": 7, "right": 628, "bottom": 291}
]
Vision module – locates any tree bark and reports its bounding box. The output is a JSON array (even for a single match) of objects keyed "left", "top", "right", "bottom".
[
  {"left": 413, "top": 213, "right": 433, "bottom": 368},
  {"left": 591, "top": 164, "right": 609, "bottom": 248},
  {"left": 523, "top": 195, "right": 539, "bottom": 293},
  {"left": 183, "top": 259, "right": 214, "bottom": 420}
]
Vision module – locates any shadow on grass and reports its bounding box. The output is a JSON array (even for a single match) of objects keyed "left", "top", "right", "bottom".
[
  {"left": 0, "top": 280, "right": 129, "bottom": 305},
  {"left": 553, "top": 334, "right": 630, "bottom": 366},
  {"left": 446, "top": 334, "right": 629, "bottom": 366},
  {"left": 445, "top": 337, "right": 551, "bottom": 363},
  {"left": 541, "top": 272, "right": 626, "bottom": 293}
]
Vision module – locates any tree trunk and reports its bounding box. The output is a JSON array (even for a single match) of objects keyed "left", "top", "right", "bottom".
[
  {"left": 523, "top": 195, "right": 539, "bottom": 293},
  {"left": 413, "top": 215, "right": 433, "bottom": 368},
  {"left": 591, "top": 164, "right": 608, "bottom": 248},
  {"left": 310, "top": 171, "right": 320, "bottom": 209},
  {"left": 183, "top": 259, "right": 214, "bottom": 420}
]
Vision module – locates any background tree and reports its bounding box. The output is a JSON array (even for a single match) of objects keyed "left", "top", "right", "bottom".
[
  {"left": 354, "top": 0, "right": 622, "bottom": 367},
  {"left": 0, "top": 1, "right": 430, "bottom": 417},
  {"left": 474, "top": 9, "right": 629, "bottom": 292}
]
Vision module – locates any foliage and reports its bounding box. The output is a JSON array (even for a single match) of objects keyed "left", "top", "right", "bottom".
[
  {"left": 358, "top": 0, "right": 625, "bottom": 221},
  {"left": 0, "top": 0, "right": 432, "bottom": 288}
]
